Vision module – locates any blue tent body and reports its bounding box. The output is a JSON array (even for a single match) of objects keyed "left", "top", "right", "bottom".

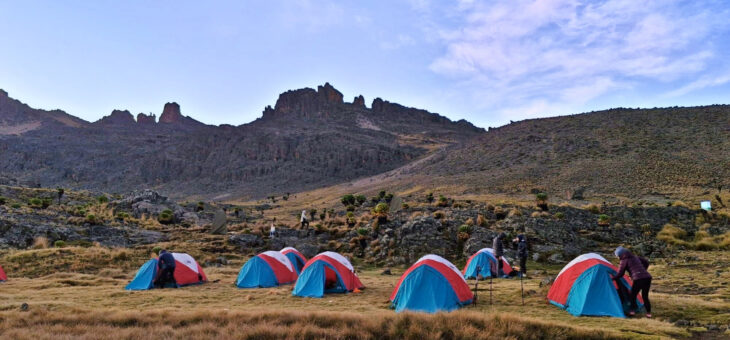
[
  {"left": 550, "top": 265, "right": 640, "bottom": 317},
  {"left": 236, "top": 256, "right": 279, "bottom": 288},
  {"left": 292, "top": 261, "right": 346, "bottom": 298},
  {"left": 284, "top": 252, "right": 306, "bottom": 274},
  {"left": 463, "top": 251, "right": 497, "bottom": 279},
  {"left": 391, "top": 265, "right": 470, "bottom": 313},
  {"left": 125, "top": 259, "right": 158, "bottom": 290}
]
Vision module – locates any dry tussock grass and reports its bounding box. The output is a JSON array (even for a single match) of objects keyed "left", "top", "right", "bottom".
[{"left": 0, "top": 309, "right": 622, "bottom": 340}]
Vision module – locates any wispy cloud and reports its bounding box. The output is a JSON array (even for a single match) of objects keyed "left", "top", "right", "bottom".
[{"left": 416, "top": 0, "right": 730, "bottom": 123}]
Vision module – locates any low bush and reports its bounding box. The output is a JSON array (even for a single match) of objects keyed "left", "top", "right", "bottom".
[
  {"left": 372, "top": 203, "right": 389, "bottom": 222},
  {"left": 11, "top": 203, "right": 21, "bottom": 209},
  {"left": 458, "top": 224, "right": 471, "bottom": 234},
  {"left": 357, "top": 227, "right": 368, "bottom": 236},
  {"left": 598, "top": 214, "right": 610, "bottom": 225},
  {"left": 433, "top": 211, "right": 445, "bottom": 219},
  {"left": 86, "top": 214, "right": 97, "bottom": 224},
  {"left": 477, "top": 214, "right": 487, "bottom": 227},
  {"left": 0, "top": 196, "right": 6, "bottom": 205},
  {"left": 152, "top": 246, "right": 162, "bottom": 255},
  {"left": 401, "top": 203, "right": 409, "bottom": 210},
  {"left": 32, "top": 236, "right": 49, "bottom": 249},
  {"left": 554, "top": 212, "right": 565, "bottom": 219},
  {"left": 158, "top": 209, "right": 174, "bottom": 224},
  {"left": 54, "top": 240, "right": 66, "bottom": 248},
  {"left": 97, "top": 195, "right": 109, "bottom": 204}
]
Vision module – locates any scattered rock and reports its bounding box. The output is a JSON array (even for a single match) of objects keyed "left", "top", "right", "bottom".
[
  {"left": 20, "top": 303, "right": 29, "bottom": 311},
  {"left": 675, "top": 320, "right": 689, "bottom": 327},
  {"left": 539, "top": 276, "right": 555, "bottom": 288},
  {"left": 381, "top": 268, "right": 392, "bottom": 275}
]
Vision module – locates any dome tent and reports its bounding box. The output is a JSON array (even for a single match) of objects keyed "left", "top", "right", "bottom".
[
  {"left": 548, "top": 253, "right": 642, "bottom": 317},
  {"left": 280, "top": 247, "right": 307, "bottom": 274},
  {"left": 125, "top": 253, "right": 207, "bottom": 290},
  {"left": 390, "top": 254, "right": 473, "bottom": 313},
  {"left": 292, "top": 251, "right": 364, "bottom": 298},
  {"left": 0, "top": 265, "right": 6, "bottom": 282},
  {"left": 236, "top": 250, "right": 297, "bottom": 288},
  {"left": 463, "top": 248, "right": 514, "bottom": 278}
]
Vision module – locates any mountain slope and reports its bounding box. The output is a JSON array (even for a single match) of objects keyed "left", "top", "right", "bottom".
[
  {"left": 409, "top": 106, "right": 730, "bottom": 199},
  {"left": 0, "top": 83, "right": 483, "bottom": 199}
]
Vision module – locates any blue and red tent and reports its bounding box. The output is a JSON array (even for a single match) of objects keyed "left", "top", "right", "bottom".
[
  {"left": 548, "top": 253, "right": 642, "bottom": 317},
  {"left": 280, "top": 247, "right": 307, "bottom": 274},
  {"left": 0, "top": 265, "right": 6, "bottom": 282},
  {"left": 125, "top": 253, "right": 207, "bottom": 290},
  {"left": 391, "top": 254, "right": 473, "bottom": 313},
  {"left": 236, "top": 250, "right": 297, "bottom": 288},
  {"left": 463, "top": 248, "right": 514, "bottom": 279},
  {"left": 292, "top": 251, "right": 364, "bottom": 298}
]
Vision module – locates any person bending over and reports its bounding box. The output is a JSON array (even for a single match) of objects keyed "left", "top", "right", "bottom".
[
  {"left": 154, "top": 250, "right": 178, "bottom": 288},
  {"left": 611, "top": 246, "right": 652, "bottom": 318}
]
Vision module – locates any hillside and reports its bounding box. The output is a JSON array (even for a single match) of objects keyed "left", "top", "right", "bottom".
[
  {"left": 406, "top": 106, "right": 730, "bottom": 200},
  {"left": 0, "top": 83, "right": 483, "bottom": 199}
]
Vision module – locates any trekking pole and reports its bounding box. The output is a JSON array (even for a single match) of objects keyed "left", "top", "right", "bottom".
[
  {"left": 489, "top": 275, "right": 493, "bottom": 306},
  {"left": 520, "top": 268, "right": 524, "bottom": 306}
]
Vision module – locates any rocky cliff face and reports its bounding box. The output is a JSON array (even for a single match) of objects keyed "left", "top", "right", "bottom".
[{"left": 0, "top": 84, "right": 483, "bottom": 199}]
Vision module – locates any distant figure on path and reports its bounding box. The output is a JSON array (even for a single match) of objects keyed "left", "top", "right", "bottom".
[
  {"left": 493, "top": 232, "right": 506, "bottom": 277},
  {"left": 300, "top": 210, "right": 309, "bottom": 229},
  {"left": 154, "top": 250, "right": 177, "bottom": 288},
  {"left": 270, "top": 218, "right": 276, "bottom": 238},
  {"left": 612, "top": 246, "right": 652, "bottom": 318},
  {"left": 513, "top": 234, "right": 528, "bottom": 278}
]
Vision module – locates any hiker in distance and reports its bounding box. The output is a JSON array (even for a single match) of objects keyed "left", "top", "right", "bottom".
[
  {"left": 300, "top": 210, "right": 309, "bottom": 229},
  {"left": 513, "top": 234, "right": 528, "bottom": 278},
  {"left": 493, "top": 232, "right": 507, "bottom": 277},
  {"left": 612, "top": 246, "right": 653, "bottom": 318},
  {"left": 154, "top": 250, "right": 177, "bottom": 288},
  {"left": 269, "top": 218, "right": 277, "bottom": 238}
]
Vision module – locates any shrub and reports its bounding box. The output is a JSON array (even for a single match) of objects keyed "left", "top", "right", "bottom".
[
  {"left": 508, "top": 208, "right": 522, "bottom": 217},
  {"left": 152, "top": 246, "right": 162, "bottom": 255},
  {"left": 29, "top": 198, "right": 43, "bottom": 209},
  {"left": 372, "top": 203, "right": 389, "bottom": 222},
  {"left": 97, "top": 195, "right": 109, "bottom": 204},
  {"left": 554, "top": 212, "right": 565, "bottom": 219},
  {"left": 85, "top": 214, "right": 97, "bottom": 224},
  {"left": 319, "top": 213, "right": 326, "bottom": 220},
  {"left": 671, "top": 200, "right": 689, "bottom": 208},
  {"left": 370, "top": 196, "right": 380, "bottom": 204},
  {"left": 158, "top": 209, "right": 174, "bottom": 224},
  {"left": 433, "top": 211, "right": 445, "bottom": 219},
  {"left": 309, "top": 209, "right": 318, "bottom": 220},
  {"left": 32, "top": 236, "right": 49, "bottom": 249},
  {"left": 585, "top": 204, "right": 600, "bottom": 214},
  {"left": 437, "top": 195, "right": 449, "bottom": 207},
  {"left": 341, "top": 194, "right": 355, "bottom": 206},
  {"left": 401, "top": 203, "right": 410, "bottom": 210},
  {"left": 41, "top": 198, "right": 52, "bottom": 208},
  {"left": 54, "top": 240, "right": 66, "bottom": 248},
  {"left": 352, "top": 195, "right": 365, "bottom": 206},
  {"left": 458, "top": 224, "right": 471, "bottom": 234},
  {"left": 536, "top": 192, "right": 548, "bottom": 202},
  {"left": 116, "top": 212, "right": 130, "bottom": 220},
  {"left": 196, "top": 201, "right": 205, "bottom": 212},
  {"left": 494, "top": 206, "right": 506, "bottom": 220},
  {"left": 426, "top": 192, "right": 434, "bottom": 203},
  {"left": 346, "top": 205, "right": 356, "bottom": 212},
  {"left": 598, "top": 214, "right": 610, "bottom": 225},
  {"left": 11, "top": 203, "right": 21, "bottom": 209},
  {"left": 378, "top": 190, "right": 386, "bottom": 200},
  {"left": 357, "top": 227, "right": 368, "bottom": 236},
  {"left": 477, "top": 214, "right": 487, "bottom": 227},
  {"left": 384, "top": 193, "right": 394, "bottom": 203},
  {"left": 0, "top": 196, "right": 6, "bottom": 205}
]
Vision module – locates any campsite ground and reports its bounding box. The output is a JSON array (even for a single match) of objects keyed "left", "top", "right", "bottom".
[{"left": 0, "top": 248, "right": 727, "bottom": 339}]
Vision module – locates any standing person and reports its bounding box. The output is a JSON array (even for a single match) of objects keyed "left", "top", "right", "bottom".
[
  {"left": 269, "top": 218, "right": 276, "bottom": 238},
  {"left": 611, "top": 246, "right": 652, "bottom": 318},
  {"left": 493, "top": 232, "right": 506, "bottom": 277},
  {"left": 154, "top": 250, "right": 177, "bottom": 289},
  {"left": 300, "top": 210, "right": 309, "bottom": 229},
  {"left": 513, "top": 234, "right": 528, "bottom": 278}
]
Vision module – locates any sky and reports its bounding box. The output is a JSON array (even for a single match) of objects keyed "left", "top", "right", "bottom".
[{"left": 1, "top": 0, "right": 730, "bottom": 129}]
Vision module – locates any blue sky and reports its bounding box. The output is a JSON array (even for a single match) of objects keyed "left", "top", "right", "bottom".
[{"left": 1, "top": 0, "right": 729, "bottom": 128}]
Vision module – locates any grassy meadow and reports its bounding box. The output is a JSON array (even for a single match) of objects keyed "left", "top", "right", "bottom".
[{"left": 1, "top": 246, "right": 728, "bottom": 339}]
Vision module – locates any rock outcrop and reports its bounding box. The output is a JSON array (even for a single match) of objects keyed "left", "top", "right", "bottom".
[{"left": 95, "top": 110, "right": 136, "bottom": 125}]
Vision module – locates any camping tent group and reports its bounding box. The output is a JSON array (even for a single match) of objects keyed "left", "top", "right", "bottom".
[
  {"left": 123, "top": 247, "right": 642, "bottom": 318},
  {"left": 548, "top": 253, "right": 643, "bottom": 317},
  {"left": 126, "top": 252, "right": 208, "bottom": 290}
]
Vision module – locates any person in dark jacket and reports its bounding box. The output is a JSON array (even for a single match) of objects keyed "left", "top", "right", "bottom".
[
  {"left": 611, "top": 246, "right": 652, "bottom": 318},
  {"left": 513, "top": 234, "right": 528, "bottom": 278},
  {"left": 154, "top": 250, "right": 177, "bottom": 288},
  {"left": 493, "top": 232, "right": 506, "bottom": 277}
]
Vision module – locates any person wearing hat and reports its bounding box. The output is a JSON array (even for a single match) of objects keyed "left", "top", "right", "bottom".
[
  {"left": 611, "top": 246, "right": 652, "bottom": 318},
  {"left": 512, "top": 234, "right": 528, "bottom": 278}
]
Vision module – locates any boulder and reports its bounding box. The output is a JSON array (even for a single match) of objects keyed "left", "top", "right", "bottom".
[{"left": 228, "top": 234, "right": 264, "bottom": 251}]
